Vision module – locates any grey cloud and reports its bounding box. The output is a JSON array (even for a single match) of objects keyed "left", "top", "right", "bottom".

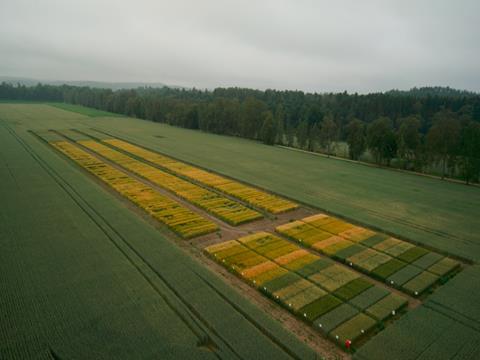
[{"left": 0, "top": 0, "right": 479, "bottom": 92}]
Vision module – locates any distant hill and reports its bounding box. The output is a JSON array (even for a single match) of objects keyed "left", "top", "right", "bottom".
[
  {"left": 0, "top": 76, "right": 182, "bottom": 90},
  {"left": 1, "top": 77, "right": 477, "bottom": 97},
  {"left": 386, "top": 86, "right": 478, "bottom": 98}
]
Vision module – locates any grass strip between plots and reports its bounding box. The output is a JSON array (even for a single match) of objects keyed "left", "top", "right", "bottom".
[{"left": 39, "top": 135, "right": 218, "bottom": 238}]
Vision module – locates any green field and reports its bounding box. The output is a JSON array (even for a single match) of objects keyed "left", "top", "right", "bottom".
[
  {"left": 0, "top": 103, "right": 316, "bottom": 359},
  {"left": 1, "top": 103, "right": 480, "bottom": 359}
]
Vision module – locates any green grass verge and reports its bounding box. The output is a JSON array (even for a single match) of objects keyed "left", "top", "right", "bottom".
[{"left": 49, "top": 102, "right": 121, "bottom": 117}]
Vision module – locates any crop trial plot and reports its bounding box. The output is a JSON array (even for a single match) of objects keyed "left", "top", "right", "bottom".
[
  {"left": 36, "top": 132, "right": 218, "bottom": 238},
  {"left": 276, "top": 214, "right": 461, "bottom": 296},
  {"left": 83, "top": 132, "right": 299, "bottom": 214},
  {"left": 205, "top": 232, "right": 408, "bottom": 350},
  {"left": 57, "top": 130, "right": 263, "bottom": 226},
  {"left": 35, "top": 127, "right": 463, "bottom": 354}
]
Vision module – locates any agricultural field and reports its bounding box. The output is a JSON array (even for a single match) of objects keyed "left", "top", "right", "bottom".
[
  {"left": 55, "top": 130, "right": 263, "bottom": 226},
  {"left": 88, "top": 114, "right": 480, "bottom": 262},
  {"left": 205, "top": 232, "right": 408, "bottom": 351},
  {"left": 1, "top": 103, "right": 480, "bottom": 359},
  {"left": 40, "top": 135, "right": 218, "bottom": 238},
  {"left": 0, "top": 104, "right": 316, "bottom": 359},
  {"left": 97, "top": 135, "right": 298, "bottom": 214},
  {"left": 277, "top": 214, "right": 460, "bottom": 297}
]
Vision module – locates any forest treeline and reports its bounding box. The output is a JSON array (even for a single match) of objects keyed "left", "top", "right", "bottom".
[{"left": 1, "top": 82, "right": 480, "bottom": 183}]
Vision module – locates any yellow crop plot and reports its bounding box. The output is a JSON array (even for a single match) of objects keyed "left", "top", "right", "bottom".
[
  {"left": 75, "top": 139, "right": 262, "bottom": 225},
  {"left": 102, "top": 138, "right": 298, "bottom": 214},
  {"left": 50, "top": 141, "right": 218, "bottom": 238}
]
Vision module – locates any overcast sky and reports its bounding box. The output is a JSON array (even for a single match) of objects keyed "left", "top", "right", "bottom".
[{"left": 1, "top": 0, "right": 479, "bottom": 93}]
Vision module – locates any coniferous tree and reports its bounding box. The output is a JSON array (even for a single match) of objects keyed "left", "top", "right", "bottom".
[
  {"left": 274, "top": 104, "right": 286, "bottom": 144},
  {"left": 426, "top": 110, "right": 461, "bottom": 179},
  {"left": 397, "top": 115, "right": 422, "bottom": 167},
  {"left": 296, "top": 120, "right": 309, "bottom": 149},
  {"left": 346, "top": 118, "right": 366, "bottom": 160},
  {"left": 259, "top": 111, "right": 277, "bottom": 145},
  {"left": 307, "top": 123, "right": 320, "bottom": 152},
  {"left": 320, "top": 114, "right": 337, "bottom": 157},
  {"left": 459, "top": 120, "right": 480, "bottom": 184},
  {"left": 367, "top": 117, "right": 397, "bottom": 165}
]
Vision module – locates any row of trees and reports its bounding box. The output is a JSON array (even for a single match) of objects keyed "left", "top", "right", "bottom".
[
  {"left": 1, "top": 82, "right": 479, "bottom": 183},
  {"left": 344, "top": 112, "right": 480, "bottom": 184}
]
